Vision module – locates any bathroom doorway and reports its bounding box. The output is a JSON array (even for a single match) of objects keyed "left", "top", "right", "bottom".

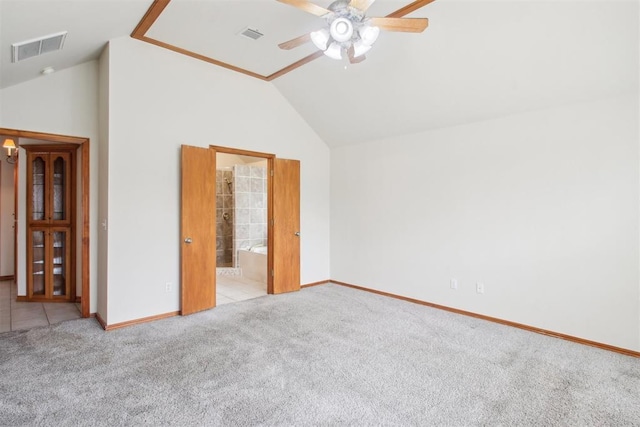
[
  {"left": 215, "top": 149, "right": 270, "bottom": 305},
  {"left": 181, "top": 146, "right": 299, "bottom": 315}
]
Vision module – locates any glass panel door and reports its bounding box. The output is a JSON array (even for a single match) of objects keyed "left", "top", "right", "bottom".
[
  {"left": 31, "top": 230, "right": 46, "bottom": 296},
  {"left": 52, "top": 230, "right": 68, "bottom": 296},
  {"left": 32, "top": 156, "right": 46, "bottom": 221},
  {"left": 52, "top": 155, "right": 67, "bottom": 221}
]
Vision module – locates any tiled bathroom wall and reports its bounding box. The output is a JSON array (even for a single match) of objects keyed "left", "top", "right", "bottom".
[
  {"left": 233, "top": 164, "right": 267, "bottom": 266},
  {"left": 215, "top": 169, "right": 234, "bottom": 267}
]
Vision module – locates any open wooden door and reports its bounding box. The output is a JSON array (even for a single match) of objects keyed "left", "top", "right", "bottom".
[
  {"left": 272, "top": 158, "right": 300, "bottom": 294},
  {"left": 180, "top": 145, "right": 216, "bottom": 315}
]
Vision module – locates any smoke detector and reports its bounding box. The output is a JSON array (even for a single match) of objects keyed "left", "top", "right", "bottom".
[{"left": 11, "top": 31, "right": 67, "bottom": 63}]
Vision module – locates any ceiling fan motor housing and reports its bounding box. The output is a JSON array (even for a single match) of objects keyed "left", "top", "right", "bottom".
[
  {"left": 326, "top": 0, "right": 367, "bottom": 47},
  {"left": 330, "top": 18, "right": 354, "bottom": 42}
]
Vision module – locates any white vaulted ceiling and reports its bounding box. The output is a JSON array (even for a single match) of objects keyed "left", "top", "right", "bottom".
[
  {"left": 0, "top": 0, "right": 637, "bottom": 147},
  {"left": 0, "top": 0, "right": 153, "bottom": 89},
  {"left": 273, "top": 0, "right": 639, "bottom": 146}
]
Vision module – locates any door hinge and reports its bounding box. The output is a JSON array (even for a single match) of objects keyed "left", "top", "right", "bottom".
[
  {"left": 270, "top": 170, "right": 274, "bottom": 177},
  {"left": 271, "top": 269, "right": 274, "bottom": 277}
]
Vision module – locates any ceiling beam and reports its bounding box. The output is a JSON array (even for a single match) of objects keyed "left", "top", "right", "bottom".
[
  {"left": 266, "top": 51, "right": 324, "bottom": 81},
  {"left": 131, "top": 0, "right": 171, "bottom": 38},
  {"left": 138, "top": 36, "right": 269, "bottom": 81}
]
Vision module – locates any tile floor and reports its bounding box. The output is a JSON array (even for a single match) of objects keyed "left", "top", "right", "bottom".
[
  {"left": 0, "top": 274, "right": 265, "bottom": 333},
  {"left": 216, "top": 274, "right": 267, "bottom": 305},
  {"left": 0, "top": 280, "right": 81, "bottom": 333}
]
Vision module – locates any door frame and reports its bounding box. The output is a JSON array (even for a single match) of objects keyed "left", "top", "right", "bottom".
[
  {"left": 210, "top": 146, "right": 276, "bottom": 294},
  {"left": 0, "top": 128, "right": 90, "bottom": 317}
]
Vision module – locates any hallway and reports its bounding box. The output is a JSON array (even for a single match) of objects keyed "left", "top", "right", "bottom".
[
  {"left": 0, "top": 274, "right": 267, "bottom": 334},
  {"left": 0, "top": 280, "right": 81, "bottom": 333}
]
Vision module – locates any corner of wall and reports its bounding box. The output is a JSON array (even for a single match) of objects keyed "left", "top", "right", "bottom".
[{"left": 97, "top": 41, "right": 110, "bottom": 322}]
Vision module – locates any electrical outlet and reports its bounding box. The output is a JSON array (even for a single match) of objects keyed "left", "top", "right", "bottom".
[
  {"left": 476, "top": 282, "right": 485, "bottom": 294},
  {"left": 450, "top": 279, "right": 458, "bottom": 290},
  {"left": 165, "top": 282, "right": 172, "bottom": 293}
]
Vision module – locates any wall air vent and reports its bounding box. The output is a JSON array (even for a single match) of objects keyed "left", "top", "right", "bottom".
[
  {"left": 11, "top": 31, "right": 67, "bottom": 63},
  {"left": 238, "top": 27, "right": 264, "bottom": 41}
]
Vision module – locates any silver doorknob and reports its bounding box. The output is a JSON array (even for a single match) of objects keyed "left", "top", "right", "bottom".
[
  {"left": 184, "top": 237, "right": 193, "bottom": 244},
  {"left": 294, "top": 232, "right": 300, "bottom": 237}
]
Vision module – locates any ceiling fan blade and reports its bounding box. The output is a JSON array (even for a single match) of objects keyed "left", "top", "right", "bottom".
[
  {"left": 349, "top": 0, "right": 376, "bottom": 12},
  {"left": 369, "top": 17, "right": 429, "bottom": 33},
  {"left": 278, "top": 33, "right": 312, "bottom": 50},
  {"left": 347, "top": 45, "right": 366, "bottom": 64},
  {"left": 277, "top": 0, "right": 331, "bottom": 17}
]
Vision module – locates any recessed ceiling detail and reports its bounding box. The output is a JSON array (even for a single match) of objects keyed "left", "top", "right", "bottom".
[
  {"left": 131, "top": 0, "right": 437, "bottom": 81},
  {"left": 11, "top": 31, "right": 67, "bottom": 63}
]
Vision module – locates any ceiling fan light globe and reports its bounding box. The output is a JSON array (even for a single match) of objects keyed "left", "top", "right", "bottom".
[
  {"left": 330, "top": 17, "right": 354, "bottom": 42},
  {"left": 352, "top": 40, "right": 371, "bottom": 58},
  {"left": 324, "top": 42, "right": 343, "bottom": 60},
  {"left": 359, "top": 25, "right": 380, "bottom": 46},
  {"left": 310, "top": 29, "right": 330, "bottom": 51}
]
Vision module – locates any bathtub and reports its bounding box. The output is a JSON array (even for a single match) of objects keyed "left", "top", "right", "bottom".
[{"left": 238, "top": 246, "right": 267, "bottom": 284}]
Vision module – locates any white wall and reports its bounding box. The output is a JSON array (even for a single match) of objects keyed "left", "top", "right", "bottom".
[
  {"left": 104, "top": 37, "right": 330, "bottom": 325},
  {"left": 331, "top": 95, "right": 640, "bottom": 351},
  {"left": 0, "top": 156, "right": 14, "bottom": 277},
  {"left": 0, "top": 61, "right": 100, "bottom": 312}
]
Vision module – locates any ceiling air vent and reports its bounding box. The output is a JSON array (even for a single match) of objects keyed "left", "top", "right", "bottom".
[
  {"left": 238, "top": 27, "right": 264, "bottom": 41},
  {"left": 11, "top": 31, "right": 67, "bottom": 63}
]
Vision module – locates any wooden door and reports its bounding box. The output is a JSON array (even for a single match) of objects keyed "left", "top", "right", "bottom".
[
  {"left": 49, "top": 152, "right": 72, "bottom": 226},
  {"left": 180, "top": 145, "right": 217, "bottom": 315},
  {"left": 25, "top": 147, "right": 74, "bottom": 301},
  {"left": 26, "top": 226, "right": 70, "bottom": 299},
  {"left": 272, "top": 158, "right": 300, "bottom": 294},
  {"left": 50, "top": 227, "right": 71, "bottom": 298},
  {"left": 27, "top": 151, "right": 71, "bottom": 226},
  {"left": 27, "top": 227, "right": 48, "bottom": 298}
]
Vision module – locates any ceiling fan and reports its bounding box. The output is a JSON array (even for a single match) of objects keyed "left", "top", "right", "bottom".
[{"left": 277, "top": 0, "right": 430, "bottom": 64}]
